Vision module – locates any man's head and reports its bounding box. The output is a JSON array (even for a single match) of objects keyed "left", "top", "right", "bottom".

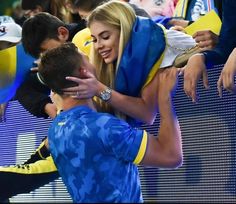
[
  {"left": 38, "top": 42, "right": 87, "bottom": 95},
  {"left": 22, "top": 12, "right": 69, "bottom": 58}
]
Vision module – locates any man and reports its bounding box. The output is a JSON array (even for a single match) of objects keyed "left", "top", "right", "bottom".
[
  {"left": 16, "top": 12, "right": 85, "bottom": 119},
  {"left": 38, "top": 42, "right": 183, "bottom": 202}
]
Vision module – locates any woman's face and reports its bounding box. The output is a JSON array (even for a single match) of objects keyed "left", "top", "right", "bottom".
[{"left": 90, "top": 20, "right": 120, "bottom": 64}]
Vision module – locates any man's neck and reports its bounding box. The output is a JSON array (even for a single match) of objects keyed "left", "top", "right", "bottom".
[{"left": 62, "top": 98, "right": 96, "bottom": 112}]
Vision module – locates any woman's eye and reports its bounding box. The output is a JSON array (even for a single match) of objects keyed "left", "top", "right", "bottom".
[{"left": 102, "top": 36, "right": 109, "bottom": 40}]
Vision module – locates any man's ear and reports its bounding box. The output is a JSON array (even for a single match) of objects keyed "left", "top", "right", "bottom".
[{"left": 57, "top": 26, "right": 69, "bottom": 42}]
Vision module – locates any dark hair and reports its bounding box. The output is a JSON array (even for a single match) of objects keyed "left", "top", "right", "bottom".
[
  {"left": 22, "top": 0, "right": 72, "bottom": 23},
  {"left": 73, "top": 0, "right": 109, "bottom": 11},
  {"left": 22, "top": 0, "right": 50, "bottom": 10},
  {"left": 22, "top": 12, "right": 65, "bottom": 58},
  {"left": 38, "top": 42, "right": 81, "bottom": 94}
]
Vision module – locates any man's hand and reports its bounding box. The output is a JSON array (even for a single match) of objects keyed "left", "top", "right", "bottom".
[
  {"left": 157, "top": 67, "right": 179, "bottom": 101},
  {"left": 183, "top": 54, "right": 209, "bottom": 102},
  {"left": 193, "top": 30, "right": 218, "bottom": 50},
  {"left": 141, "top": 67, "right": 182, "bottom": 168},
  {"left": 217, "top": 48, "right": 236, "bottom": 96}
]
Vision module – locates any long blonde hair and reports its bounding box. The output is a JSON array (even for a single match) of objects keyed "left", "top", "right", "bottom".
[{"left": 87, "top": 0, "right": 136, "bottom": 115}]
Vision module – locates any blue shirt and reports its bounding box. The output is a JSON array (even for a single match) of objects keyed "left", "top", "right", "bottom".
[
  {"left": 203, "top": 0, "right": 236, "bottom": 67},
  {"left": 48, "top": 105, "right": 148, "bottom": 203}
]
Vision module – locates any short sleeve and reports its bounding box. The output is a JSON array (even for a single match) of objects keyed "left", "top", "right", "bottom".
[{"left": 102, "top": 116, "right": 148, "bottom": 164}]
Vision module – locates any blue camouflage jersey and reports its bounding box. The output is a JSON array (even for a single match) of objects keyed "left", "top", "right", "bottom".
[{"left": 48, "top": 105, "right": 148, "bottom": 203}]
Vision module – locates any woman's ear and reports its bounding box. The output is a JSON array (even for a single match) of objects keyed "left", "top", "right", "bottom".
[{"left": 57, "top": 26, "right": 69, "bottom": 42}]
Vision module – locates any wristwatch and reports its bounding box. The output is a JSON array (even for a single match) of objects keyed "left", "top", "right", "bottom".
[{"left": 99, "top": 87, "right": 112, "bottom": 101}]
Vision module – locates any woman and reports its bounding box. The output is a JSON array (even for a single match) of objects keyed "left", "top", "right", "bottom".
[{"left": 65, "top": 0, "right": 196, "bottom": 126}]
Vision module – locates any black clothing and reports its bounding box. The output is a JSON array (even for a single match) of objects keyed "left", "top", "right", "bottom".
[{"left": 15, "top": 22, "right": 86, "bottom": 118}]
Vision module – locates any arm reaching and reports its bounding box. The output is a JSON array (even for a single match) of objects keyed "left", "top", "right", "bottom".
[
  {"left": 217, "top": 48, "right": 236, "bottom": 96},
  {"left": 140, "top": 68, "right": 183, "bottom": 168},
  {"left": 183, "top": 53, "right": 209, "bottom": 102},
  {"left": 63, "top": 69, "right": 161, "bottom": 125}
]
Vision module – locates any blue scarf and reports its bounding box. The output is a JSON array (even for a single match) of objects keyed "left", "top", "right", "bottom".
[
  {"left": 115, "top": 17, "right": 166, "bottom": 97},
  {"left": 114, "top": 17, "right": 166, "bottom": 127}
]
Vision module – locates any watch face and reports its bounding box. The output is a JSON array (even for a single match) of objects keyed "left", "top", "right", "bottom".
[
  {"left": 102, "top": 93, "right": 110, "bottom": 100},
  {"left": 101, "top": 88, "right": 112, "bottom": 101}
]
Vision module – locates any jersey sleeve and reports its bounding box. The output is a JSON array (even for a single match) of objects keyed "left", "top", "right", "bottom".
[{"left": 102, "top": 116, "right": 148, "bottom": 165}]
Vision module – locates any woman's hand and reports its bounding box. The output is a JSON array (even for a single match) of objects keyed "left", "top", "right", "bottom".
[{"left": 63, "top": 69, "right": 105, "bottom": 99}]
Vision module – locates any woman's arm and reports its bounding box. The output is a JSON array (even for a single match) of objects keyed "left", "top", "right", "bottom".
[{"left": 63, "top": 68, "right": 172, "bottom": 125}]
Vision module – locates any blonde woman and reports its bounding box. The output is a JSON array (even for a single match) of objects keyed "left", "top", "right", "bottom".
[{"left": 65, "top": 0, "right": 196, "bottom": 126}]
